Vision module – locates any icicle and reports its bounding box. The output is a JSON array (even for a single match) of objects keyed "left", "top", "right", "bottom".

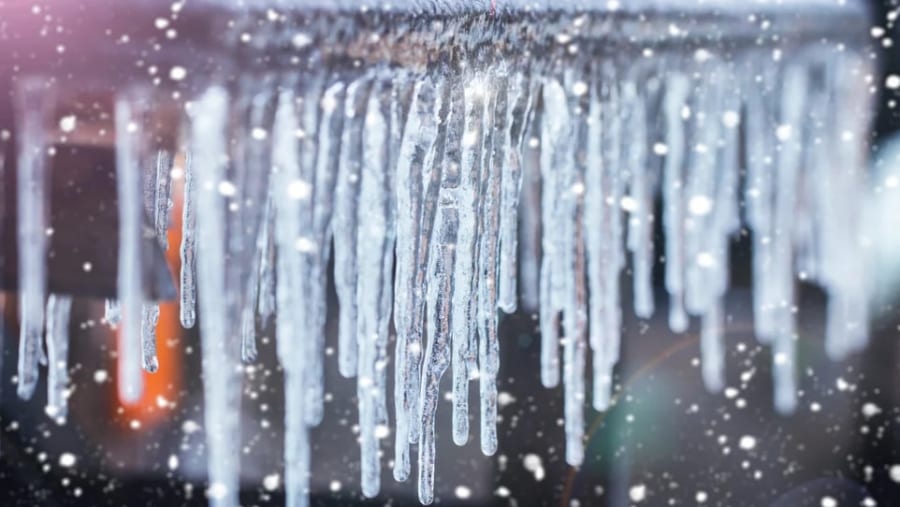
[
  {"left": 191, "top": 87, "right": 242, "bottom": 507},
  {"left": 819, "top": 52, "right": 872, "bottom": 360},
  {"left": 744, "top": 65, "right": 778, "bottom": 344},
  {"left": 141, "top": 150, "right": 171, "bottom": 373},
  {"left": 104, "top": 299, "right": 121, "bottom": 326},
  {"left": 138, "top": 150, "right": 171, "bottom": 373},
  {"left": 255, "top": 186, "right": 276, "bottom": 330},
  {"left": 240, "top": 301, "right": 258, "bottom": 363},
  {"left": 538, "top": 78, "right": 568, "bottom": 389},
  {"left": 497, "top": 73, "right": 535, "bottom": 314},
  {"left": 334, "top": 78, "right": 369, "bottom": 379},
  {"left": 154, "top": 151, "right": 173, "bottom": 250},
  {"left": 410, "top": 78, "right": 448, "bottom": 451},
  {"left": 114, "top": 90, "right": 146, "bottom": 405},
  {"left": 14, "top": 78, "right": 51, "bottom": 401},
  {"left": 180, "top": 150, "right": 197, "bottom": 329},
  {"left": 242, "top": 189, "right": 272, "bottom": 363},
  {"left": 586, "top": 71, "right": 625, "bottom": 411},
  {"left": 709, "top": 85, "right": 742, "bottom": 298},
  {"left": 662, "top": 75, "right": 690, "bottom": 334},
  {"left": 449, "top": 73, "right": 484, "bottom": 447},
  {"left": 0, "top": 18, "right": 883, "bottom": 507},
  {"left": 585, "top": 76, "right": 608, "bottom": 409},
  {"left": 561, "top": 68, "right": 589, "bottom": 466},
  {"left": 719, "top": 88, "right": 743, "bottom": 239},
  {"left": 284, "top": 368, "right": 310, "bottom": 507},
  {"left": 418, "top": 203, "right": 458, "bottom": 505},
  {"left": 140, "top": 305, "right": 160, "bottom": 373},
  {"left": 393, "top": 76, "right": 440, "bottom": 482},
  {"left": 272, "top": 85, "right": 309, "bottom": 507},
  {"left": 45, "top": 294, "right": 72, "bottom": 423},
  {"left": 600, "top": 75, "right": 625, "bottom": 383},
  {"left": 283, "top": 78, "right": 324, "bottom": 428},
  {"left": 356, "top": 78, "right": 395, "bottom": 498},
  {"left": 413, "top": 65, "right": 459, "bottom": 504},
  {"left": 306, "top": 79, "right": 347, "bottom": 381},
  {"left": 477, "top": 69, "right": 508, "bottom": 457},
  {"left": 382, "top": 73, "right": 413, "bottom": 437},
  {"left": 768, "top": 63, "right": 809, "bottom": 413},
  {"left": 626, "top": 81, "right": 655, "bottom": 320},
  {"left": 700, "top": 298, "right": 725, "bottom": 393},
  {"left": 682, "top": 69, "right": 723, "bottom": 318},
  {"left": 518, "top": 91, "right": 543, "bottom": 314},
  {"left": 238, "top": 81, "right": 278, "bottom": 360}
]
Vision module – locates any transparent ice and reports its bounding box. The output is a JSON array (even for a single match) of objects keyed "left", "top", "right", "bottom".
[{"left": 0, "top": 7, "right": 875, "bottom": 507}]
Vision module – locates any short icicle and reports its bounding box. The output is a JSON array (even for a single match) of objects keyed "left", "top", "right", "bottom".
[
  {"left": 180, "top": 150, "right": 198, "bottom": 329},
  {"left": 45, "top": 294, "right": 73, "bottom": 423},
  {"left": 104, "top": 299, "right": 122, "bottom": 326}
]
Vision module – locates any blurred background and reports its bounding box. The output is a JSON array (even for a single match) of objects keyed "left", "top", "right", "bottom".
[{"left": 3, "top": 1, "right": 900, "bottom": 506}]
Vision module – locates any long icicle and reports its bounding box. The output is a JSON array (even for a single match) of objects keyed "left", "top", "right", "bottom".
[
  {"left": 585, "top": 73, "right": 609, "bottom": 409},
  {"left": 114, "top": 90, "right": 146, "bottom": 404},
  {"left": 418, "top": 203, "right": 458, "bottom": 505},
  {"left": 497, "top": 72, "right": 535, "bottom": 314},
  {"left": 14, "top": 78, "right": 51, "bottom": 401},
  {"left": 192, "top": 87, "right": 241, "bottom": 507},
  {"left": 770, "top": 63, "right": 809, "bottom": 415},
  {"left": 393, "top": 76, "right": 439, "bottom": 482},
  {"left": 242, "top": 85, "right": 278, "bottom": 363},
  {"left": 180, "top": 150, "right": 197, "bottom": 329},
  {"left": 379, "top": 74, "right": 413, "bottom": 439},
  {"left": 272, "top": 86, "right": 310, "bottom": 507},
  {"left": 600, "top": 74, "right": 625, "bottom": 391},
  {"left": 662, "top": 74, "right": 690, "bottom": 334},
  {"left": 415, "top": 65, "right": 456, "bottom": 504},
  {"left": 744, "top": 64, "right": 778, "bottom": 344},
  {"left": 477, "top": 68, "right": 508, "bottom": 457},
  {"left": 308, "top": 79, "right": 347, "bottom": 384},
  {"left": 450, "top": 73, "right": 484, "bottom": 446},
  {"left": 356, "top": 77, "right": 395, "bottom": 498},
  {"left": 309, "top": 81, "right": 345, "bottom": 374},
  {"left": 140, "top": 150, "right": 172, "bottom": 373},
  {"left": 408, "top": 76, "right": 448, "bottom": 454},
  {"left": 334, "top": 77, "right": 370, "bottom": 379},
  {"left": 627, "top": 80, "right": 656, "bottom": 320},
  {"left": 298, "top": 76, "right": 327, "bottom": 428},
  {"left": 538, "top": 78, "right": 568, "bottom": 389},
  {"left": 562, "top": 67, "right": 589, "bottom": 466}
]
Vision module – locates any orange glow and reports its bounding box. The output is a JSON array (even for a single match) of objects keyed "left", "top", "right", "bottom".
[{"left": 116, "top": 154, "right": 186, "bottom": 426}]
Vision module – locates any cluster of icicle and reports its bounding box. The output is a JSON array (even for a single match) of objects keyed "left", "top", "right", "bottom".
[{"left": 6, "top": 43, "right": 872, "bottom": 507}]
